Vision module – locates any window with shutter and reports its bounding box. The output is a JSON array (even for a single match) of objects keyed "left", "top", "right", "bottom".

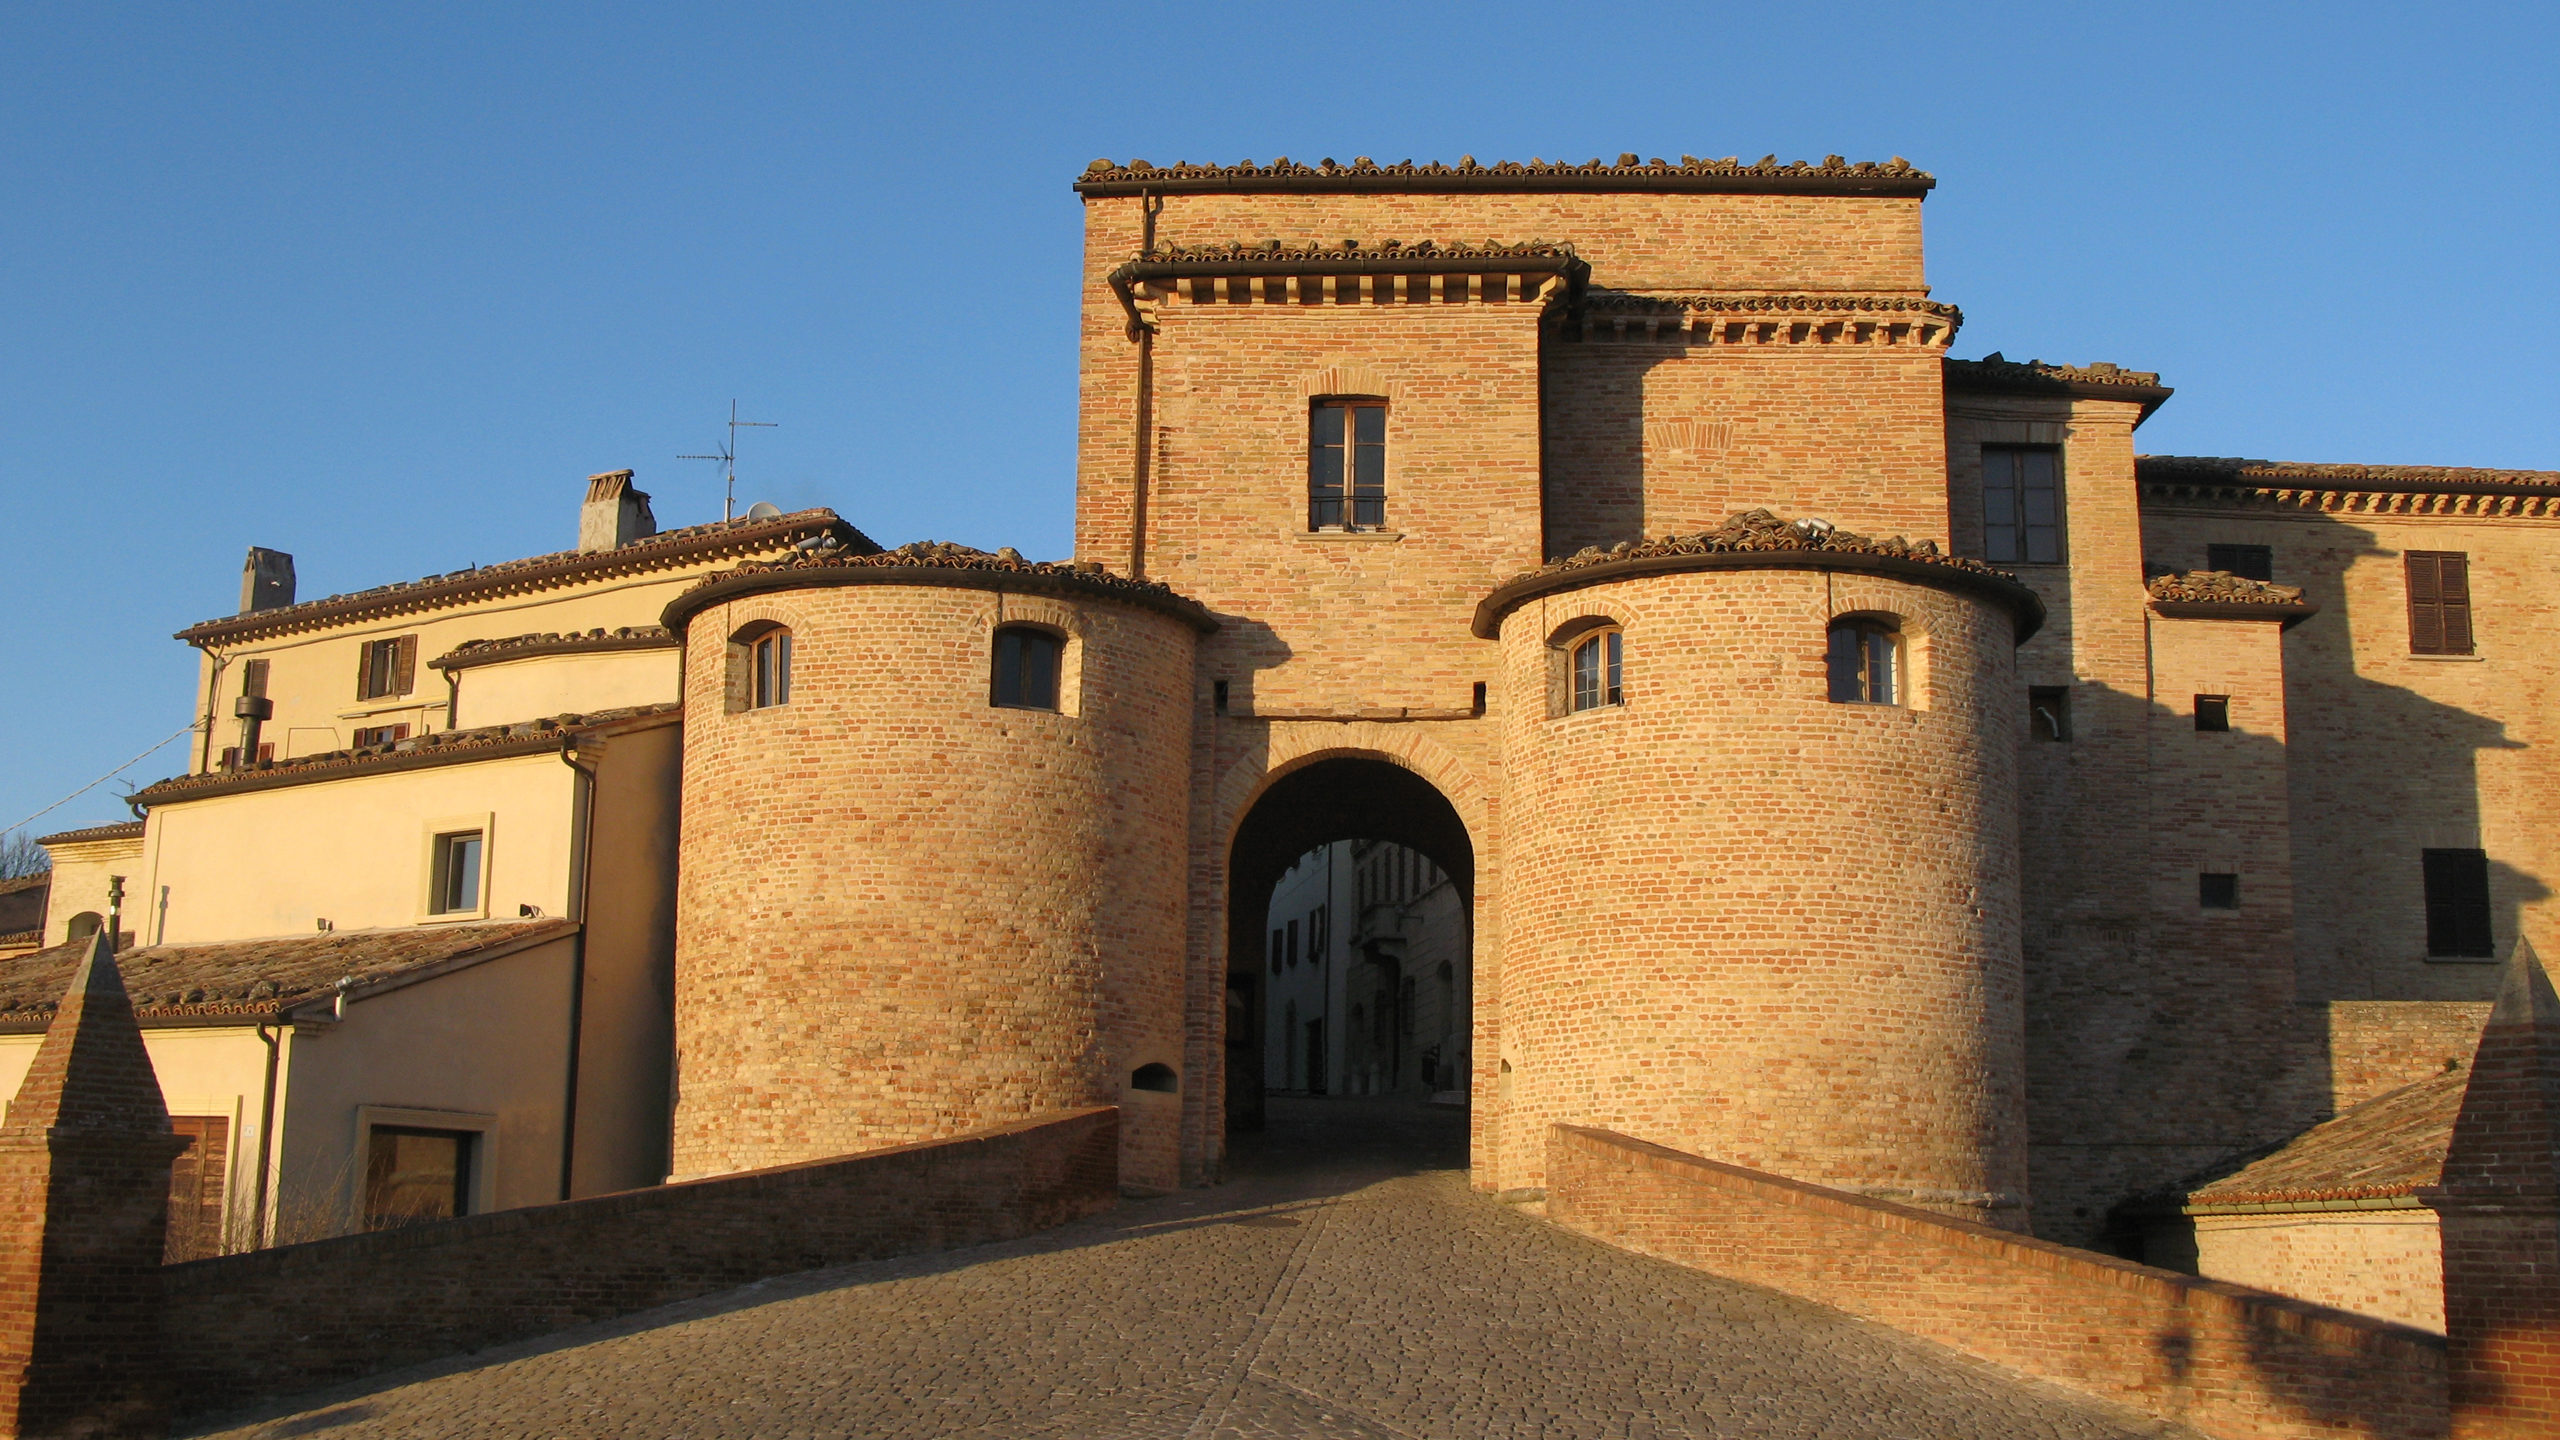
[
  {"left": 241, "top": 658, "right": 269, "bottom": 698},
  {"left": 392, "top": 635, "right": 417, "bottom": 695},
  {"left": 2405, "top": 551, "right": 2474, "bottom": 655}
]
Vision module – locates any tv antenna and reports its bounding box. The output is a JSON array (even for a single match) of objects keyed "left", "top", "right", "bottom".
[{"left": 679, "top": 400, "right": 777, "bottom": 521}]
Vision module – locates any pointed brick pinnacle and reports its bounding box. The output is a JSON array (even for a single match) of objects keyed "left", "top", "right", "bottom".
[
  {"left": 0, "top": 930, "right": 172, "bottom": 1138},
  {"left": 2439, "top": 936, "right": 2560, "bottom": 1198}
]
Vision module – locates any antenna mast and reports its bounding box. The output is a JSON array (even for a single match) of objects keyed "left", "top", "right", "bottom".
[{"left": 678, "top": 399, "right": 778, "bottom": 521}]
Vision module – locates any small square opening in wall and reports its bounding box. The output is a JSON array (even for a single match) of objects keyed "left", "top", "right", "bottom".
[
  {"left": 2194, "top": 696, "right": 2230, "bottom": 732},
  {"left": 2199, "top": 872, "right": 2240, "bottom": 910},
  {"left": 2029, "top": 686, "right": 2070, "bottom": 741}
]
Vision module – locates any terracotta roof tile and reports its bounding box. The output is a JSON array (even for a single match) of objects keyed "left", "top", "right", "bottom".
[
  {"left": 175, "top": 509, "right": 873, "bottom": 647},
  {"left": 0, "top": 920, "right": 575, "bottom": 1029},
  {"left": 664, "top": 540, "right": 1218, "bottom": 634},
  {"left": 33, "top": 820, "right": 144, "bottom": 847},
  {"left": 131, "top": 703, "right": 679, "bottom": 807},
  {"left": 1074, "top": 154, "right": 1934, "bottom": 197},
  {"left": 2182, "top": 1070, "right": 2468, "bottom": 1207},
  {"left": 2137, "top": 455, "right": 2560, "bottom": 495}
]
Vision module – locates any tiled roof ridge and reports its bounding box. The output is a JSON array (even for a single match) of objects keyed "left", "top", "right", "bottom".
[
  {"left": 0, "top": 873, "right": 48, "bottom": 896},
  {"left": 1947, "top": 352, "right": 2163, "bottom": 388},
  {"left": 432, "top": 626, "right": 675, "bottom": 668},
  {"left": 1076, "top": 153, "right": 1934, "bottom": 192},
  {"left": 33, "top": 820, "right": 145, "bottom": 847},
  {"left": 2138, "top": 455, "right": 2560, "bottom": 490},
  {"left": 2146, "top": 570, "right": 2310, "bottom": 606},
  {"left": 1587, "top": 292, "right": 1962, "bottom": 319},
  {"left": 175, "top": 508, "right": 867, "bottom": 646},
  {"left": 2175, "top": 1069, "right": 2469, "bottom": 1207},
  {"left": 1134, "top": 238, "right": 1577, "bottom": 264},
  {"left": 130, "top": 703, "right": 680, "bottom": 805},
  {"left": 1515, "top": 508, "right": 2004, "bottom": 583},
  {"left": 677, "top": 540, "right": 1219, "bottom": 631},
  {"left": 0, "top": 920, "right": 570, "bottom": 1024}
]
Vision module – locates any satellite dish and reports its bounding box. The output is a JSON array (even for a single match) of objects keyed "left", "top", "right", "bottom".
[{"left": 744, "top": 501, "right": 783, "bottom": 521}]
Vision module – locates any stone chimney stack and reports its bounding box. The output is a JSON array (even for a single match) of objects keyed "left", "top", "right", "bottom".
[
  {"left": 2426, "top": 936, "right": 2560, "bottom": 1440},
  {"left": 0, "top": 932, "right": 186, "bottom": 1438},
  {"left": 578, "top": 470, "right": 657, "bottom": 553},
  {"left": 238, "top": 547, "right": 295, "bottom": 614}
]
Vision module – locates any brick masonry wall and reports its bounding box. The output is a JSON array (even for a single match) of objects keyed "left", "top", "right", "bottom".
[
  {"left": 2326, "top": 1001, "right": 2495, "bottom": 1108},
  {"left": 1494, "top": 565, "right": 2028, "bottom": 1219},
  {"left": 160, "top": 1108, "right": 1119, "bottom": 1423},
  {"left": 2188, "top": 1209, "right": 2445, "bottom": 1332},
  {"left": 1547, "top": 1123, "right": 2448, "bottom": 1440},
  {"left": 2140, "top": 506, "right": 2560, "bottom": 1009},
  {"left": 669, "top": 579, "right": 1194, "bottom": 1190}
]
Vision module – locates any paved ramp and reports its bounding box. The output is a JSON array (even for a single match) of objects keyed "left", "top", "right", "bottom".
[{"left": 190, "top": 1100, "right": 2194, "bottom": 1439}]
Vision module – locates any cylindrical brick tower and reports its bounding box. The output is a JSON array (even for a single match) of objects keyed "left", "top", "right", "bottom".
[
  {"left": 1479, "top": 514, "right": 2043, "bottom": 1226},
  {"left": 661, "top": 543, "right": 1209, "bottom": 1192}
]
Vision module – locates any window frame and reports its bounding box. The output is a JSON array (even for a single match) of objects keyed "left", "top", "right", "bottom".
[
  {"left": 1568, "top": 628, "right": 1624, "bottom": 713},
  {"left": 352, "top": 1105, "right": 497, "bottom": 1232},
  {"left": 2193, "top": 695, "right": 2231, "bottom": 733},
  {"left": 2199, "top": 872, "right": 2241, "bottom": 910},
  {"left": 2207, "top": 543, "right": 2274, "bottom": 582},
  {"left": 2405, "top": 551, "right": 2475, "bottom": 656},
  {"left": 2028, "top": 685, "right": 2071, "bottom": 742},
  {"left": 990, "top": 624, "right": 1065, "bottom": 711},
  {"left": 751, "top": 628, "right": 792, "bottom": 709},
  {"left": 356, "top": 635, "right": 418, "bottom": 701},
  {"left": 1980, "top": 445, "right": 2064, "bottom": 565},
  {"left": 1308, "top": 397, "right": 1389, "bottom": 533},
  {"left": 1827, "top": 617, "right": 1904, "bottom": 706},
  {"left": 420, "top": 813, "right": 494, "bottom": 921}
]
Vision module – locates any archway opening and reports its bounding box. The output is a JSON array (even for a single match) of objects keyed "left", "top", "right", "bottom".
[{"left": 1225, "top": 757, "right": 1474, "bottom": 1170}]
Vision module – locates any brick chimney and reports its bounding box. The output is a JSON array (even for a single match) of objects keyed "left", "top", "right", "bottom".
[
  {"left": 238, "top": 547, "right": 294, "bottom": 614},
  {"left": 2426, "top": 936, "right": 2560, "bottom": 1440},
  {"left": 0, "top": 932, "right": 186, "bottom": 1438},
  {"left": 579, "top": 470, "right": 657, "bottom": 553}
]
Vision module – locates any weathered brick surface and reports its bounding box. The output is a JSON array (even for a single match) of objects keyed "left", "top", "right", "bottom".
[
  {"left": 1494, "top": 566, "right": 2028, "bottom": 1218},
  {"left": 668, "top": 579, "right": 1193, "bottom": 1189},
  {"left": 1548, "top": 1123, "right": 2448, "bottom": 1440},
  {"left": 159, "top": 1108, "right": 1118, "bottom": 1423},
  {"left": 0, "top": 936, "right": 185, "bottom": 1440}
]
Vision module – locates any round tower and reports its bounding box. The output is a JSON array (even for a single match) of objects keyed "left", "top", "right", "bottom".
[
  {"left": 662, "top": 543, "right": 1209, "bottom": 1192},
  {"left": 1479, "top": 513, "right": 2043, "bottom": 1226}
]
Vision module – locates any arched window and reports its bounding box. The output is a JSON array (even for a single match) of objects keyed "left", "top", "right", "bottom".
[
  {"left": 1827, "top": 618, "right": 1901, "bottom": 705},
  {"left": 991, "top": 626, "right": 1063, "bottom": 710},
  {"left": 1309, "top": 398, "right": 1387, "bottom": 531},
  {"left": 750, "top": 628, "right": 792, "bottom": 708},
  {"left": 1570, "top": 629, "right": 1623, "bottom": 712},
  {"left": 1130, "top": 1063, "right": 1178, "bottom": 1093},
  {"left": 65, "top": 912, "right": 103, "bottom": 942}
]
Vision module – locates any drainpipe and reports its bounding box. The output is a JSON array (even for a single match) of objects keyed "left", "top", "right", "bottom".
[
  {"left": 1127, "top": 189, "right": 1162, "bottom": 579},
  {"left": 253, "top": 1021, "right": 281, "bottom": 1248},
  {"left": 195, "top": 651, "right": 227, "bottom": 774},
  {"left": 556, "top": 733, "right": 596, "bottom": 1201}
]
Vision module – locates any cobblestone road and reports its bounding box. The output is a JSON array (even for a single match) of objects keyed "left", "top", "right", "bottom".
[{"left": 190, "top": 1100, "right": 2194, "bottom": 1439}]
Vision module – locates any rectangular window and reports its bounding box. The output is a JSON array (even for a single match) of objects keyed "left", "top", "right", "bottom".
[
  {"left": 429, "top": 830, "right": 483, "bottom": 915},
  {"left": 2029, "top": 686, "right": 2071, "bottom": 741},
  {"left": 1309, "top": 400, "right": 1387, "bottom": 531},
  {"left": 2199, "top": 872, "right": 2240, "bottom": 910},
  {"left": 1269, "top": 928, "right": 1284, "bottom": 975},
  {"left": 363, "top": 1125, "right": 474, "bottom": 1231},
  {"left": 217, "top": 743, "right": 274, "bottom": 768},
  {"left": 1981, "top": 447, "right": 2062, "bottom": 564},
  {"left": 164, "top": 1115, "right": 231, "bottom": 1262},
  {"left": 2194, "top": 696, "right": 2231, "bottom": 732},
  {"left": 1286, "top": 918, "right": 1298, "bottom": 969},
  {"left": 2405, "top": 551, "right": 2474, "bottom": 655},
  {"left": 2423, "top": 848, "right": 2494, "bottom": 958},
  {"left": 2208, "top": 544, "right": 2274, "bottom": 581},
  {"left": 357, "top": 636, "right": 417, "bottom": 701},
  {"left": 241, "top": 657, "right": 270, "bottom": 699},
  {"left": 353, "top": 723, "right": 410, "bottom": 748},
  {"left": 751, "top": 630, "right": 792, "bottom": 708}
]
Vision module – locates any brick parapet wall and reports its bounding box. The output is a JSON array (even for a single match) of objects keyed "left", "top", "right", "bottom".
[
  {"left": 160, "top": 1108, "right": 1118, "bottom": 1423},
  {"left": 1547, "top": 1123, "right": 2446, "bottom": 1440}
]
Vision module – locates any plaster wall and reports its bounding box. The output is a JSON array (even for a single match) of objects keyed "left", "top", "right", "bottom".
[
  {"left": 450, "top": 648, "right": 681, "bottom": 730},
  {"left": 140, "top": 754, "right": 575, "bottom": 944},
  {"left": 36, "top": 835, "right": 144, "bottom": 947}
]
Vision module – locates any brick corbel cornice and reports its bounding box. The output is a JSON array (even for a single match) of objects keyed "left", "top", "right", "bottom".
[{"left": 1106, "top": 241, "right": 1589, "bottom": 339}]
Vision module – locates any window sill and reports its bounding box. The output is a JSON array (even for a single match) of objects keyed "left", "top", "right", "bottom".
[
  {"left": 2403, "top": 653, "right": 2485, "bottom": 663},
  {"left": 1295, "top": 530, "right": 1404, "bottom": 543},
  {"left": 1547, "top": 702, "right": 1627, "bottom": 725},
  {"left": 2423, "top": 953, "right": 2500, "bottom": 964}
]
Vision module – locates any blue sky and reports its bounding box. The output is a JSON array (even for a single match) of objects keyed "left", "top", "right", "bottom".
[{"left": 3, "top": 2, "right": 2553, "bottom": 839}]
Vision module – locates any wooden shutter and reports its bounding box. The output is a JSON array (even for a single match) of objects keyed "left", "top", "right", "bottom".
[
  {"left": 242, "top": 658, "right": 269, "bottom": 698},
  {"left": 356, "top": 641, "right": 378, "bottom": 699},
  {"left": 2406, "top": 551, "right": 2474, "bottom": 655},
  {"left": 392, "top": 635, "right": 418, "bottom": 696}
]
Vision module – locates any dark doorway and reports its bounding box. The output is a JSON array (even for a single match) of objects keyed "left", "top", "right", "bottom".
[{"left": 1225, "top": 757, "right": 1475, "bottom": 1141}]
